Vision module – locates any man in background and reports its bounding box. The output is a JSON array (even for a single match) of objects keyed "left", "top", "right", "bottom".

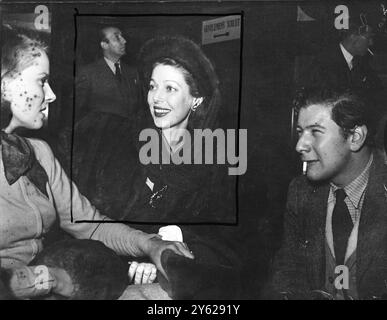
[
  {"left": 62, "top": 25, "right": 139, "bottom": 211},
  {"left": 75, "top": 26, "right": 138, "bottom": 119},
  {"left": 303, "top": 18, "right": 382, "bottom": 99}
]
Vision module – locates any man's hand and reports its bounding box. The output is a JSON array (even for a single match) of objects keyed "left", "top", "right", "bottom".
[
  {"left": 143, "top": 236, "right": 194, "bottom": 278},
  {"left": 128, "top": 261, "right": 157, "bottom": 284}
]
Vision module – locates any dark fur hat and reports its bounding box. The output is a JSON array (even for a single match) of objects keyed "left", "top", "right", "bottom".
[
  {"left": 32, "top": 239, "right": 128, "bottom": 300},
  {"left": 158, "top": 249, "right": 241, "bottom": 300},
  {"left": 138, "top": 35, "right": 221, "bottom": 130}
]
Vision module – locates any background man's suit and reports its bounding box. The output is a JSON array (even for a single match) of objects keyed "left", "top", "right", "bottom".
[
  {"left": 301, "top": 45, "right": 383, "bottom": 97},
  {"left": 75, "top": 58, "right": 139, "bottom": 120},
  {"left": 268, "top": 151, "right": 387, "bottom": 299},
  {"left": 58, "top": 57, "right": 140, "bottom": 208}
]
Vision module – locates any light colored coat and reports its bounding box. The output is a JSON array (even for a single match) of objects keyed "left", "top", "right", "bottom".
[{"left": 0, "top": 138, "right": 155, "bottom": 269}]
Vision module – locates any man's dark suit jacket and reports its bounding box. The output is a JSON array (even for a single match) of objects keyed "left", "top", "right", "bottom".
[
  {"left": 268, "top": 151, "right": 387, "bottom": 299},
  {"left": 75, "top": 58, "right": 138, "bottom": 119},
  {"left": 301, "top": 44, "right": 383, "bottom": 98}
]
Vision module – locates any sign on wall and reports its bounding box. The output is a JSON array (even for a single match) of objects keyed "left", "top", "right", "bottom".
[{"left": 202, "top": 15, "right": 241, "bottom": 45}]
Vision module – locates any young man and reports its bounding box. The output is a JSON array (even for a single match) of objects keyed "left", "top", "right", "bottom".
[{"left": 268, "top": 90, "right": 387, "bottom": 299}]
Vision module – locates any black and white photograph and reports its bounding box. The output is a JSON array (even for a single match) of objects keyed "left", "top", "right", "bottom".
[{"left": 1, "top": 0, "right": 387, "bottom": 305}]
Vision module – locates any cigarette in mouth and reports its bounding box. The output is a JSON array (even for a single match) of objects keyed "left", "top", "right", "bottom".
[
  {"left": 368, "top": 48, "right": 374, "bottom": 56},
  {"left": 303, "top": 161, "right": 307, "bottom": 175}
]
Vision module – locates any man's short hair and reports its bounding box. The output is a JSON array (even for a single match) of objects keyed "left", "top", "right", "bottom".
[
  {"left": 295, "top": 88, "right": 376, "bottom": 147},
  {"left": 98, "top": 27, "right": 109, "bottom": 45},
  {"left": 339, "top": 14, "right": 374, "bottom": 41}
]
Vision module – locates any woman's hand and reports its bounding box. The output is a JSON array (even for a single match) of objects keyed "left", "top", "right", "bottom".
[
  {"left": 143, "top": 236, "right": 194, "bottom": 278},
  {"left": 128, "top": 261, "right": 157, "bottom": 284}
]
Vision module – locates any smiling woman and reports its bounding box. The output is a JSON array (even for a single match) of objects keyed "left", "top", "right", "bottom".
[
  {"left": 147, "top": 61, "right": 204, "bottom": 136},
  {"left": 103, "top": 36, "right": 242, "bottom": 299}
]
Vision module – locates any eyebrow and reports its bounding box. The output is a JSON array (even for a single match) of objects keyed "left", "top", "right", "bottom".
[
  {"left": 297, "top": 123, "right": 326, "bottom": 130},
  {"left": 150, "top": 78, "right": 182, "bottom": 88},
  {"left": 163, "top": 80, "right": 182, "bottom": 88}
]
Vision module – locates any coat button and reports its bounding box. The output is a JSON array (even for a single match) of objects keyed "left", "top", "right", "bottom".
[{"left": 328, "top": 276, "right": 334, "bottom": 284}]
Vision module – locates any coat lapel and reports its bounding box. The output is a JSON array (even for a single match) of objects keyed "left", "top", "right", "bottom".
[
  {"left": 304, "top": 182, "right": 330, "bottom": 288},
  {"left": 357, "top": 152, "right": 387, "bottom": 285},
  {"left": 98, "top": 58, "right": 114, "bottom": 76},
  {"left": 335, "top": 45, "right": 352, "bottom": 83}
]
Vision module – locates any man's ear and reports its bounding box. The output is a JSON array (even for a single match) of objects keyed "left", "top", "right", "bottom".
[
  {"left": 349, "top": 125, "right": 368, "bottom": 151},
  {"left": 100, "top": 41, "right": 108, "bottom": 50}
]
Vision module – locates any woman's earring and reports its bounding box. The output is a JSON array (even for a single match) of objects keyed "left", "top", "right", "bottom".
[{"left": 191, "top": 97, "right": 203, "bottom": 112}]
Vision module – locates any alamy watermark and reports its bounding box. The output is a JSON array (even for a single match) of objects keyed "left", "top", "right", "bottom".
[
  {"left": 139, "top": 128, "right": 247, "bottom": 176},
  {"left": 334, "top": 265, "right": 349, "bottom": 290},
  {"left": 34, "top": 265, "right": 50, "bottom": 290}
]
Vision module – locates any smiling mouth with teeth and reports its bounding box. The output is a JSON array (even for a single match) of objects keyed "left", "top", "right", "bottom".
[
  {"left": 304, "top": 160, "right": 319, "bottom": 167},
  {"left": 301, "top": 159, "right": 319, "bottom": 165},
  {"left": 154, "top": 107, "right": 171, "bottom": 117}
]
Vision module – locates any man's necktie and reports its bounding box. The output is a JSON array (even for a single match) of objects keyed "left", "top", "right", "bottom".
[
  {"left": 350, "top": 56, "right": 364, "bottom": 85},
  {"left": 332, "top": 189, "right": 353, "bottom": 266},
  {"left": 351, "top": 56, "right": 361, "bottom": 72},
  {"left": 114, "top": 62, "right": 122, "bottom": 82}
]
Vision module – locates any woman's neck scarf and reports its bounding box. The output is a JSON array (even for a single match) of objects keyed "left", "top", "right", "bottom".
[{"left": 0, "top": 131, "right": 49, "bottom": 197}]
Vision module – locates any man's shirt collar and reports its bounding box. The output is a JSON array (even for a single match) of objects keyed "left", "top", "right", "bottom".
[
  {"left": 340, "top": 43, "right": 354, "bottom": 70},
  {"left": 330, "top": 153, "right": 373, "bottom": 209},
  {"left": 104, "top": 57, "right": 120, "bottom": 74}
]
